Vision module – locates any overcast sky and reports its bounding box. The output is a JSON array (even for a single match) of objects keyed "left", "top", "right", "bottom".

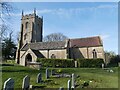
[{"left": 8, "top": 2, "right": 118, "bottom": 54}]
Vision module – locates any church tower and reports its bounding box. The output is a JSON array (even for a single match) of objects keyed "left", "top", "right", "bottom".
[
  {"left": 21, "top": 9, "right": 43, "bottom": 45},
  {"left": 16, "top": 9, "right": 43, "bottom": 64}
]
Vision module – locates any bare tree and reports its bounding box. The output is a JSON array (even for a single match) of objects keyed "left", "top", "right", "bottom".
[
  {"left": 0, "top": 1, "right": 13, "bottom": 62},
  {"left": 0, "top": 2, "right": 13, "bottom": 20},
  {"left": 105, "top": 51, "right": 116, "bottom": 58},
  {"left": 43, "top": 33, "right": 68, "bottom": 42},
  {"left": 0, "top": 2, "right": 13, "bottom": 38}
]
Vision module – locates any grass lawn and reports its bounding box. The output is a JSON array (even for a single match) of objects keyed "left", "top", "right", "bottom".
[{"left": 1, "top": 63, "right": 118, "bottom": 89}]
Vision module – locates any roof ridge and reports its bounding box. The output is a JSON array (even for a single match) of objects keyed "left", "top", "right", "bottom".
[
  {"left": 30, "top": 41, "right": 66, "bottom": 44},
  {"left": 70, "top": 36, "right": 100, "bottom": 40}
]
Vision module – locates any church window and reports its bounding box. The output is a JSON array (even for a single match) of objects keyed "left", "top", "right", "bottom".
[
  {"left": 51, "top": 54, "right": 56, "bottom": 59},
  {"left": 92, "top": 49, "right": 97, "bottom": 58}
]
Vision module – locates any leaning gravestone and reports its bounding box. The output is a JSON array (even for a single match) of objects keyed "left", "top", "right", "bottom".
[
  {"left": 37, "top": 73, "right": 42, "bottom": 83},
  {"left": 3, "top": 78, "right": 14, "bottom": 90},
  {"left": 46, "top": 68, "right": 49, "bottom": 79},
  {"left": 22, "top": 75, "right": 30, "bottom": 90},
  {"left": 67, "top": 80, "right": 71, "bottom": 90},
  {"left": 71, "top": 73, "right": 75, "bottom": 88}
]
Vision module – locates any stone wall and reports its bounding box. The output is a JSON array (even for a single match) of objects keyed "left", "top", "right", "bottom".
[
  {"left": 39, "top": 50, "right": 48, "bottom": 58},
  {"left": 49, "top": 49, "right": 67, "bottom": 59},
  {"left": 39, "top": 49, "right": 67, "bottom": 59},
  {"left": 70, "top": 46, "right": 105, "bottom": 60},
  {"left": 88, "top": 46, "right": 104, "bottom": 59}
]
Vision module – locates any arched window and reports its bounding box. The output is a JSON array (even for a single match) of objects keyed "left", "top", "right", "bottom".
[
  {"left": 24, "top": 33, "right": 27, "bottom": 40},
  {"left": 51, "top": 54, "right": 56, "bottom": 59},
  {"left": 25, "top": 22, "right": 29, "bottom": 29},
  {"left": 92, "top": 49, "right": 97, "bottom": 58}
]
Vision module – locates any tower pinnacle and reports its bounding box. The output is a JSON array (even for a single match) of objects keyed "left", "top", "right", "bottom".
[
  {"left": 22, "top": 10, "right": 24, "bottom": 16},
  {"left": 34, "top": 8, "right": 36, "bottom": 15}
]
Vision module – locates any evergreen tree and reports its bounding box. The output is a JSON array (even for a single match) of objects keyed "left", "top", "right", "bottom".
[{"left": 2, "top": 32, "right": 16, "bottom": 60}]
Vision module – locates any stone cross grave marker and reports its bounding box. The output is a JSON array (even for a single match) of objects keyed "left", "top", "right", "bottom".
[
  {"left": 67, "top": 80, "right": 71, "bottom": 90},
  {"left": 37, "top": 73, "right": 42, "bottom": 83},
  {"left": 22, "top": 75, "right": 30, "bottom": 90},
  {"left": 46, "top": 68, "right": 49, "bottom": 79},
  {"left": 71, "top": 73, "right": 75, "bottom": 88},
  {"left": 3, "top": 78, "right": 14, "bottom": 90}
]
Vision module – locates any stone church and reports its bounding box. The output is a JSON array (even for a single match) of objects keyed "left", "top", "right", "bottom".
[{"left": 16, "top": 10, "right": 105, "bottom": 66}]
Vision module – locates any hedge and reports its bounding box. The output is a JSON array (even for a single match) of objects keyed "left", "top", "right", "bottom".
[
  {"left": 37, "top": 58, "right": 74, "bottom": 68},
  {"left": 37, "top": 58, "right": 104, "bottom": 68},
  {"left": 77, "top": 58, "right": 104, "bottom": 68}
]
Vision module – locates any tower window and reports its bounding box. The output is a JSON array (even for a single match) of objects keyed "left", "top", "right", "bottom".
[
  {"left": 92, "top": 49, "right": 97, "bottom": 58},
  {"left": 24, "top": 33, "right": 27, "bottom": 40},
  {"left": 26, "top": 22, "right": 29, "bottom": 29}
]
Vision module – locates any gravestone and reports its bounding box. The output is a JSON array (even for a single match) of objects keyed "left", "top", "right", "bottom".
[
  {"left": 75, "top": 61, "right": 78, "bottom": 68},
  {"left": 118, "top": 62, "right": 120, "bottom": 67},
  {"left": 22, "top": 75, "right": 30, "bottom": 90},
  {"left": 37, "top": 73, "right": 42, "bottom": 83},
  {"left": 30, "top": 85, "right": 33, "bottom": 89},
  {"left": 67, "top": 80, "right": 71, "bottom": 90},
  {"left": 46, "top": 68, "right": 49, "bottom": 79},
  {"left": 3, "top": 78, "right": 14, "bottom": 90},
  {"left": 59, "top": 87, "right": 64, "bottom": 90},
  {"left": 71, "top": 73, "right": 75, "bottom": 88},
  {"left": 102, "top": 63, "right": 104, "bottom": 69}
]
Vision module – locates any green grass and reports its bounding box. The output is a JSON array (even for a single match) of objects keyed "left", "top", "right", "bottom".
[{"left": 2, "top": 63, "right": 118, "bottom": 89}]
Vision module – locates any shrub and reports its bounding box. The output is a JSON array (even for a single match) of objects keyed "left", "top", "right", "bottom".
[
  {"left": 57, "top": 69, "right": 62, "bottom": 73},
  {"left": 107, "top": 55, "right": 120, "bottom": 67},
  {"left": 37, "top": 58, "right": 74, "bottom": 68},
  {"left": 6, "top": 60, "right": 15, "bottom": 64},
  {"left": 77, "top": 58, "right": 104, "bottom": 68}
]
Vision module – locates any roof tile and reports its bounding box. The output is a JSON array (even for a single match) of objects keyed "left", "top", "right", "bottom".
[
  {"left": 70, "top": 36, "right": 102, "bottom": 47},
  {"left": 21, "top": 41, "right": 66, "bottom": 51}
]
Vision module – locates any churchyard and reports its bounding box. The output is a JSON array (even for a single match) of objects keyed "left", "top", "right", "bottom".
[{"left": 2, "top": 61, "right": 118, "bottom": 89}]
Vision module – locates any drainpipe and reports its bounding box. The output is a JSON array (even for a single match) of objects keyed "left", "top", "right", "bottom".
[
  {"left": 47, "top": 49, "right": 49, "bottom": 58},
  {"left": 87, "top": 47, "right": 89, "bottom": 59}
]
